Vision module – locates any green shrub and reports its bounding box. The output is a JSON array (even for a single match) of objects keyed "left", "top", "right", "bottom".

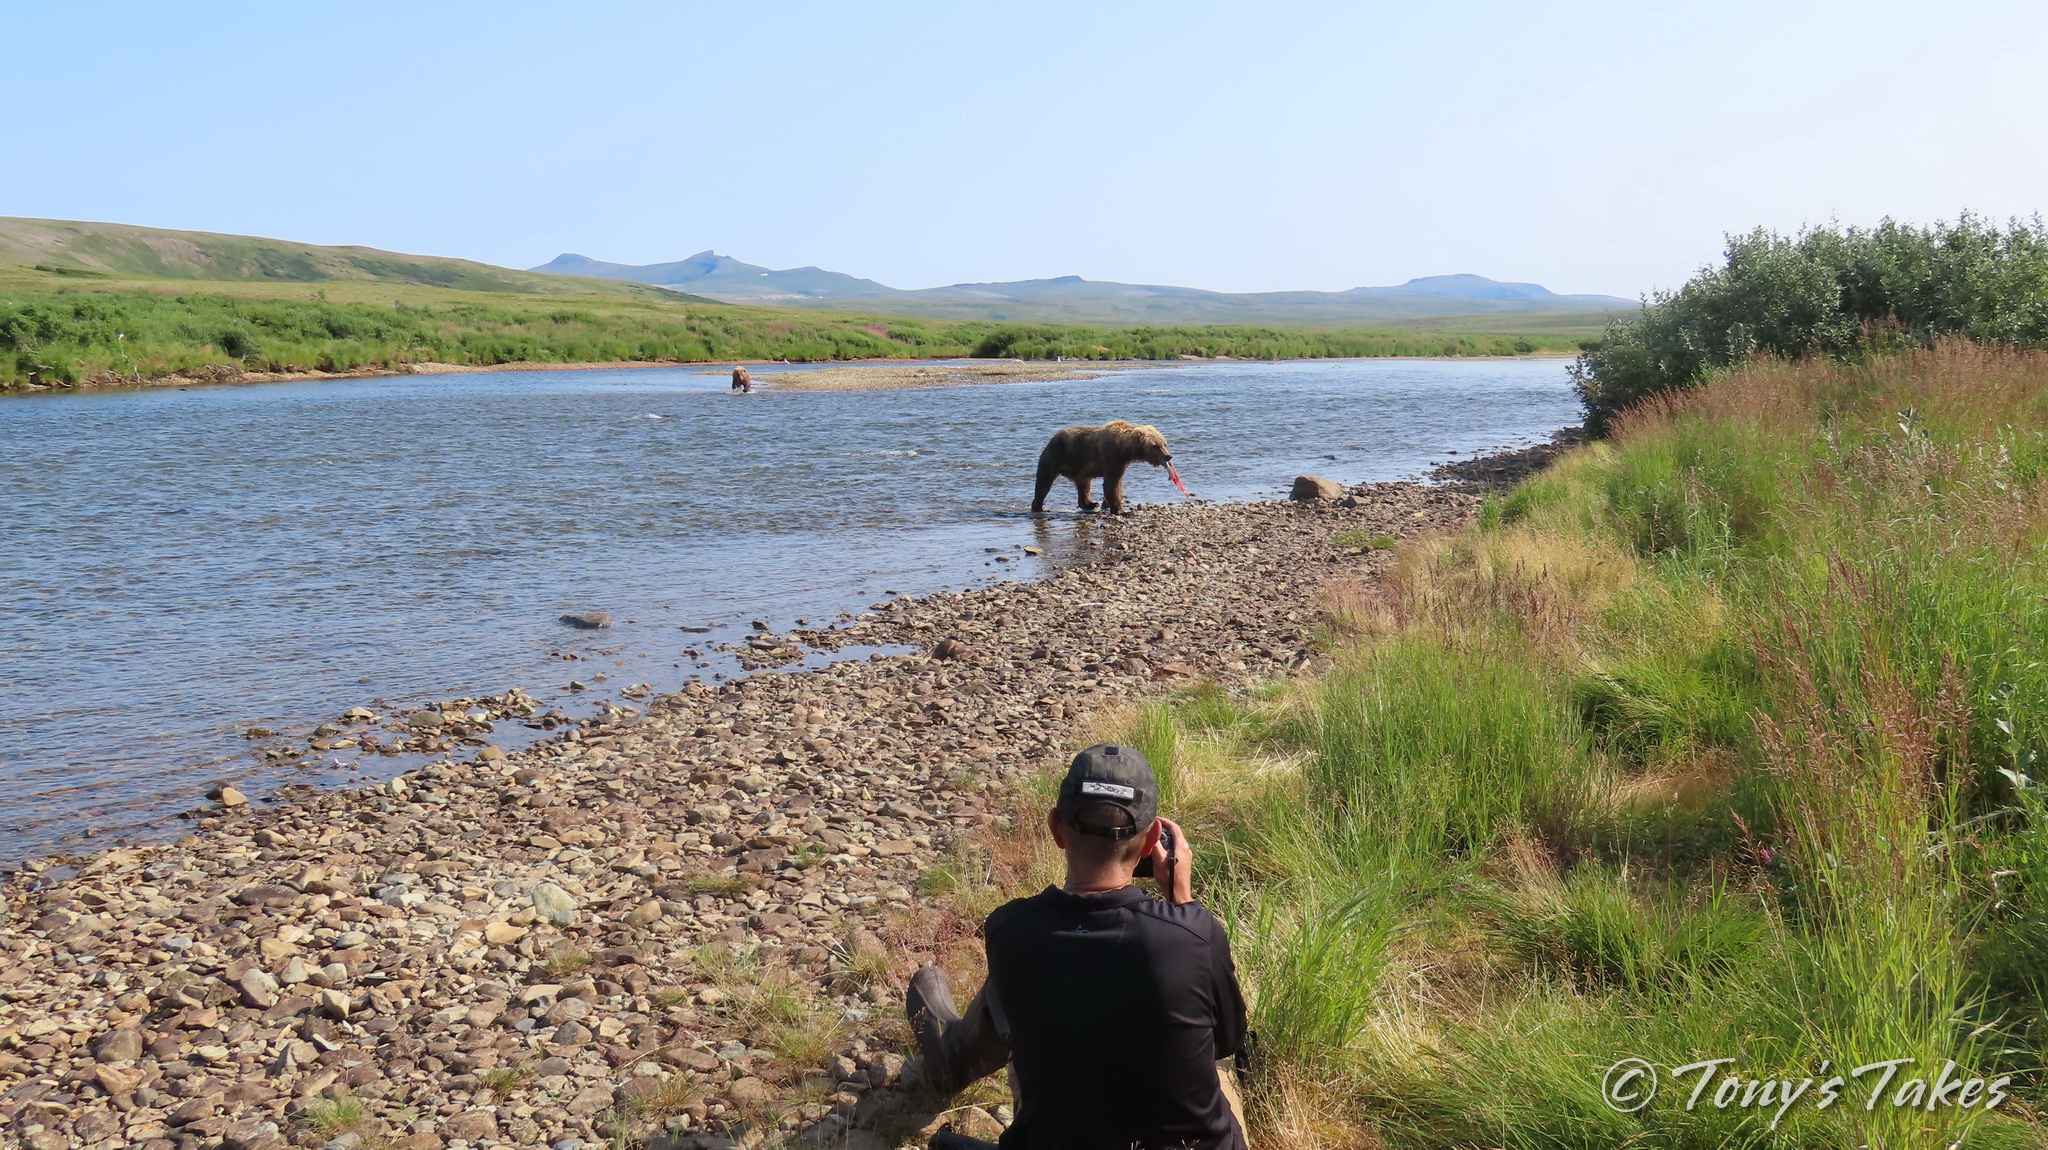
[{"left": 1575, "top": 215, "right": 2048, "bottom": 434}]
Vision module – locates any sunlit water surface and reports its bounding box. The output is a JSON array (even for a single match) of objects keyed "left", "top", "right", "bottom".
[{"left": 0, "top": 358, "right": 1578, "bottom": 865}]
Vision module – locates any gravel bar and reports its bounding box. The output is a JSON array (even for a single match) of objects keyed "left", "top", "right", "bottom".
[{"left": 0, "top": 481, "right": 1488, "bottom": 1150}]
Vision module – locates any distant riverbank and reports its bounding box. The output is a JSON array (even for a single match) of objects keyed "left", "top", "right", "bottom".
[
  {"left": 2, "top": 349, "right": 1579, "bottom": 396},
  {"left": 0, "top": 283, "right": 1592, "bottom": 392}
]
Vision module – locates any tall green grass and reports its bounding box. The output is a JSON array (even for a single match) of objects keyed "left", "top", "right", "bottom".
[
  {"left": 1123, "top": 341, "right": 2048, "bottom": 1148},
  {"left": 0, "top": 287, "right": 1586, "bottom": 389},
  {"left": 971, "top": 324, "right": 1570, "bottom": 362}
]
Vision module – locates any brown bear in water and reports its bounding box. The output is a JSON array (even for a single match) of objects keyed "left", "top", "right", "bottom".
[
  {"left": 1032, "top": 420, "right": 1179, "bottom": 514},
  {"left": 731, "top": 366, "right": 752, "bottom": 392}
]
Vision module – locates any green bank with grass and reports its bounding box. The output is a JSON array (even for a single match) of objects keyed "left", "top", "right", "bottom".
[
  {"left": 1092, "top": 340, "right": 2048, "bottom": 1148},
  {"left": 0, "top": 281, "right": 1584, "bottom": 390},
  {"left": 0, "top": 280, "right": 1581, "bottom": 388},
  {"left": 0, "top": 215, "right": 1592, "bottom": 389}
]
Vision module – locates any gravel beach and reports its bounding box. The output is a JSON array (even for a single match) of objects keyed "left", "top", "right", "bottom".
[
  {"left": 0, "top": 476, "right": 1497, "bottom": 1150},
  {"left": 751, "top": 362, "right": 1156, "bottom": 391}
]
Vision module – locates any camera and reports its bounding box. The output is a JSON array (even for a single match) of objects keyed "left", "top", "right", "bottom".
[{"left": 1134, "top": 834, "right": 1176, "bottom": 881}]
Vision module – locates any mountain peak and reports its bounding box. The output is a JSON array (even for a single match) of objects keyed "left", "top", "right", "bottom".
[
  {"left": 530, "top": 250, "right": 894, "bottom": 300},
  {"left": 1349, "top": 274, "right": 1558, "bottom": 301}
]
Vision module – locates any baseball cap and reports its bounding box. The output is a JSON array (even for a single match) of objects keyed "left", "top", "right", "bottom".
[{"left": 1056, "top": 743, "right": 1159, "bottom": 839}]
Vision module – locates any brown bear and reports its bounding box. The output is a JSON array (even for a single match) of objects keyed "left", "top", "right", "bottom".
[
  {"left": 731, "top": 366, "right": 752, "bottom": 392},
  {"left": 1032, "top": 420, "right": 1180, "bottom": 514}
]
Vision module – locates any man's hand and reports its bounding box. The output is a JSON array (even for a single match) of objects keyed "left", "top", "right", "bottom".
[{"left": 1150, "top": 817, "right": 1194, "bottom": 905}]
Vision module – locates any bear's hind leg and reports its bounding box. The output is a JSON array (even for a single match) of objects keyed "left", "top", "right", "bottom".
[{"left": 1074, "top": 477, "right": 1099, "bottom": 512}]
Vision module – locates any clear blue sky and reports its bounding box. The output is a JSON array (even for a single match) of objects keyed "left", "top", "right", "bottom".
[{"left": 7, "top": 0, "right": 2045, "bottom": 298}]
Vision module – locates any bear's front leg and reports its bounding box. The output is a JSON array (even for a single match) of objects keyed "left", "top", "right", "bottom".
[
  {"left": 1102, "top": 463, "right": 1130, "bottom": 514},
  {"left": 1032, "top": 458, "right": 1060, "bottom": 513},
  {"left": 1074, "top": 477, "right": 1099, "bottom": 512}
]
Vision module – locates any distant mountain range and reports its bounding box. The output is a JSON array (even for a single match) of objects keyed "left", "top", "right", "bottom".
[
  {"left": 531, "top": 251, "right": 1637, "bottom": 325},
  {"left": 0, "top": 215, "right": 1635, "bottom": 329}
]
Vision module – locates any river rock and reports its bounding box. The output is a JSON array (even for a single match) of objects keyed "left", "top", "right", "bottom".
[
  {"left": 560, "top": 610, "right": 613, "bottom": 629},
  {"left": 1291, "top": 475, "right": 1345, "bottom": 501},
  {"left": 531, "top": 882, "right": 578, "bottom": 925},
  {"left": 316, "top": 987, "right": 351, "bottom": 1018},
  {"left": 223, "top": 1118, "right": 284, "bottom": 1150},
  {"left": 956, "top": 1106, "right": 1006, "bottom": 1140},
  {"left": 444, "top": 1109, "right": 500, "bottom": 1140},
  {"left": 567, "top": 1083, "right": 617, "bottom": 1115},
  {"left": 93, "top": 1027, "right": 144, "bottom": 1062},
  {"left": 95, "top": 1062, "right": 146, "bottom": 1095},
  {"left": 485, "top": 921, "right": 527, "bottom": 944},
  {"left": 728, "top": 1077, "right": 772, "bottom": 1105},
  {"left": 239, "top": 966, "right": 280, "bottom": 1008}
]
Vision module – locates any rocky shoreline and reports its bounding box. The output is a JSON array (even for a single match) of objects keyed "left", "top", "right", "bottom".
[{"left": 0, "top": 479, "right": 1494, "bottom": 1150}]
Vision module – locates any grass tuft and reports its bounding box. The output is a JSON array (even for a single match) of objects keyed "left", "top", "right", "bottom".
[
  {"left": 540, "top": 946, "right": 592, "bottom": 980},
  {"left": 296, "top": 1096, "right": 369, "bottom": 1136}
]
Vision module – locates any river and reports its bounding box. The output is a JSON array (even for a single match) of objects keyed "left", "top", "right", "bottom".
[{"left": 0, "top": 357, "right": 1579, "bottom": 866}]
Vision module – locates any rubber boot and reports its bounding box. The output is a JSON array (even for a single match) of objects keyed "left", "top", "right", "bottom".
[{"left": 905, "top": 965, "right": 965, "bottom": 1094}]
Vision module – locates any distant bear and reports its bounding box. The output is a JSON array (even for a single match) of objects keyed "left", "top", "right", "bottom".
[
  {"left": 731, "top": 366, "right": 752, "bottom": 392},
  {"left": 1032, "top": 420, "right": 1178, "bottom": 514}
]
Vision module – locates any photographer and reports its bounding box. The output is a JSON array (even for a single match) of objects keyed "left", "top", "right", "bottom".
[{"left": 906, "top": 744, "right": 1248, "bottom": 1150}]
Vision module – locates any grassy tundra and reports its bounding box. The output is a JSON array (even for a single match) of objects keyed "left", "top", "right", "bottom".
[
  {"left": 0, "top": 272, "right": 1585, "bottom": 391},
  {"left": 1084, "top": 341, "right": 2048, "bottom": 1148}
]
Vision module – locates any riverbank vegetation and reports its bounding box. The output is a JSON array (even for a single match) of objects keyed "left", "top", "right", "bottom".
[
  {"left": 1575, "top": 214, "right": 2048, "bottom": 433},
  {"left": 947, "top": 341, "right": 2048, "bottom": 1147},
  {"left": 0, "top": 280, "right": 1585, "bottom": 390},
  {"left": 965, "top": 324, "right": 1560, "bottom": 362}
]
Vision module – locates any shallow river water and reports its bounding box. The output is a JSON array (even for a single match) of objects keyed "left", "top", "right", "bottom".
[{"left": 0, "top": 357, "right": 1579, "bottom": 865}]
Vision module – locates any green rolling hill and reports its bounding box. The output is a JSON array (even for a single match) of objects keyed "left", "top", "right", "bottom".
[{"left": 0, "top": 217, "right": 708, "bottom": 301}]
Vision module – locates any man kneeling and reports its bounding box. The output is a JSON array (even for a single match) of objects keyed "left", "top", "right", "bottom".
[{"left": 906, "top": 744, "right": 1248, "bottom": 1149}]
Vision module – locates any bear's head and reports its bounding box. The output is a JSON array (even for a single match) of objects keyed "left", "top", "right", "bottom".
[{"left": 1103, "top": 419, "right": 1173, "bottom": 467}]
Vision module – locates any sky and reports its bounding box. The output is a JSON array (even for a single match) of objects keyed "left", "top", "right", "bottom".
[{"left": 7, "top": 0, "right": 2047, "bottom": 298}]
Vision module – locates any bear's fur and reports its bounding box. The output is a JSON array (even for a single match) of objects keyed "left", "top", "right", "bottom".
[
  {"left": 731, "top": 366, "right": 752, "bottom": 392},
  {"left": 1032, "top": 420, "right": 1174, "bottom": 514}
]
